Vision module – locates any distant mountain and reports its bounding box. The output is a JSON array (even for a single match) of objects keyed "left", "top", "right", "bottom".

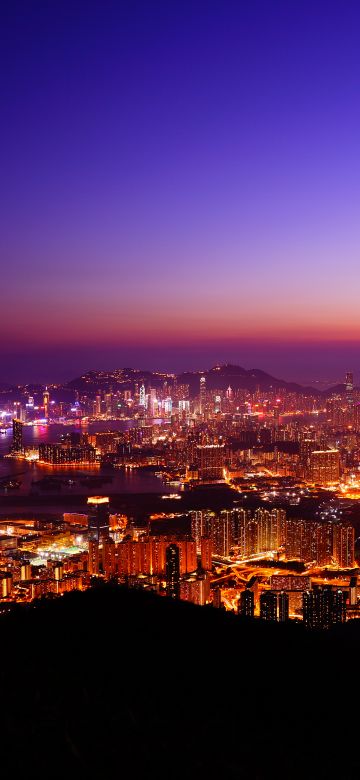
[
  {"left": 65, "top": 363, "right": 345, "bottom": 397},
  {"left": 177, "top": 363, "right": 326, "bottom": 396}
]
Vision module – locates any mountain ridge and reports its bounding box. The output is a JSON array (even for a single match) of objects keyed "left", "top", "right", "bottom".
[{"left": 64, "top": 363, "right": 346, "bottom": 397}]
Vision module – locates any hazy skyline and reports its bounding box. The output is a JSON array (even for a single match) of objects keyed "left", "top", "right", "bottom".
[{"left": 2, "top": 1, "right": 360, "bottom": 382}]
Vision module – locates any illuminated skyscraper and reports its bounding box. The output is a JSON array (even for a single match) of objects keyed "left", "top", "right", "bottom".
[
  {"left": 95, "top": 393, "right": 102, "bottom": 416},
  {"left": 180, "top": 572, "right": 210, "bottom": 605},
  {"left": 309, "top": 450, "right": 340, "bottom": 485},
  {"left": 20, "top": 561, "right": 32, "bottom": 581},
  {"left": 199, "top": 375, "right": 206, "bottom": 416},
  {"left": 149, "top": 388, "right": 157, "bottom": 417},
  {"left": 200, "top": 535, "right": 213, "bottom": 570},
  {"left": 102, "top": 537, "right": 116, "bottom": 578},
  {"left": 88, "top": 539, "right": 100, "bottom": 575},
  {"left": 191, "top": 511, "right": 212, "bottom": 551},
  {"left": 211, "top": 513, "right": 231, "bottom": 557},
  {"left": 87, "top": 496, "right": 110, "bottom": 542},
  {"left": 195, "top": 444, "right": 225, "bottom": 481},
  {"left": 260, "top": 591, "right": 278, "bottom": 621},
  {"left": 39, "top": 442, "right": 96, "bottom": 464},
  {"left": 238, "top": 589, "right": 254, "bottom": 618},
  {"left": 278, "top": 591, "right": 289, "bottom": 622},
  {"left": 0, "top": 572, "right": 12, "bottom": 598},
  {"left": 212, "top": 587, "right": 222, "bottom": 608},
  {"left": 345, "top": 371, "right": 354, "bottom": 408},
  {"left": 349, "top": 576, "right": 357, "bottom": 606},
  {"left": 105, "top": 392, "right": 113, "bottom": 417},
  {"left": 139, "top": 383, "right": 146, "bottom": 407},
  {"left": 303, "top": 588, "right": 346, "bottom": 629},
  {"left": 166, "top": 544, "right": 180, "bottom": 599},
  {"left": 11, "top": 418, "right": 24, "bottom": 454},
  {"left": 43, "top": 387, "right": 50, "bottom": 420},
  {"left": 333, "top": 523, "right": 355, "bottom": 568},
  {"left": 255, "top": 508, "right": 281, "bottom": 553}
]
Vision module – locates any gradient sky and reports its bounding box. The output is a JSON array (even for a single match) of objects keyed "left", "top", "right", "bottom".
[{"left": 1, "top": 0, "right": 360, "bottom": 383}]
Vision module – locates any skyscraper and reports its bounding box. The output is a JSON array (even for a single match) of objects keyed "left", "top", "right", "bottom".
[
  {"left": 102, "top": 537, "right": 116, "bottom": 578},
  {"left": 87, "top": 496, "right": 110, "bottom": 542},
  {"left": 278, "top": 591, "right": 289, "bottom": 622},
  {"left": 199, "top": 375, "right": 206, "bottom": 416},
  {"left": 139, "top": 383, "right": 146, "bottom": 407},
  {"left": 166, "top": 544, "right": 180, "bottom": 599},
  {"left": 88, "top": 539, "right": 100, "bottom": 575},
  {"left": 260, "top": 591, "right": 278, "bottom": 621},
  {"left": 95, "top": 392, "right": 102, "bottom": 416},
  {"left": 200, "top": 535, "right": 213, "bottom": 571},
  {"left": 43, "top": 387, "right": 50, "bottom": 420},
  {"left": 211, "top": 513, "right": 231, "bottom": 557},
  {"left": 333, "top": 522, "right": 355, "bottom": 568},
  {"left": 309, "top": 450, "right": 340, "bottom": 485},
  {"left": 11, "top": 418, "right": 24, "bottom": 454},
  {"left": 195, "top": 444, "right": 226, "bottom": 481},
  {"left": 303, "top": 588, "right": 346, "bottom": 629},
  {"left": 238, "top": 589, "right": 254, "bottom": 618},
  {"left": 345, "top": 371, "right": 354, "bottom": 409}
]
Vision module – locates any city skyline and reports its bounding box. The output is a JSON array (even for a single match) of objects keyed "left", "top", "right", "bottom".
[
  {"left": 2, "top": 1, "right": 360, "bottom": 383},
  {"left": 3, "top": 4, "right": 360, "bottom": 775}
]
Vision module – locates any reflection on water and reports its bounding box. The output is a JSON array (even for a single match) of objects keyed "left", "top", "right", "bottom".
[{"left": 0, "top": 422, "right": 170, "bottom": 496}]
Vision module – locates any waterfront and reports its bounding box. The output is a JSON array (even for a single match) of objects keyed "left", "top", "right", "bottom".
[{"left": 0, "top": 421, "right": 171, "bottom": 499}]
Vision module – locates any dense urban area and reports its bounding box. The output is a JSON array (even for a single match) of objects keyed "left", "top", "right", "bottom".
[{"left": 1, "top": 363, "right": 360, "bottom": 630}]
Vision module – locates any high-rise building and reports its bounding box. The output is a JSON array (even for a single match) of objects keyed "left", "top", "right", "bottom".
[
  {"left": 303, "top": 588, "right": 346, "bottom": 629},
  {"left": 88, "top": 539, "right": 100, "bottom": 575},
  {"left": 199, "top": 375, "right": 206, "bottom": 416},
  {"left": 245, "top": 518, "right": 259, "bottom": 557},
  {"left": 345, "top": 371, "right": 354, "bottom": 408},
  {"left": 0, "top": 572, "right": 13, "bottom": 598},
  {"left": 195, "top": 444, "right": 225, "bottom": 481},
  {"left": 333, "top": 523, "right": 355, "bottom": 568},
  {"left": 226, "top": 385, "right": 234, "bottom": 401},
  {"left": 191, "top": 511, "right": 213, "bottom": 551},
  {"left": 139, "top": 384, "right": 146, "bottom": 407},
  {"left": 200, "top": 535, "right": 213, "bottom": 571},
  {"left": 148, "top": 388, "right": 157, "bottom": 417},
  {"left": 38, "top": 442, "right": 96, "bottom": 464},
  {"left": 317, "top": 523, "right": 334, "bottom": 566},
  {"left": 105, "top": 392, "right": 113, "bottom": 417},
  {"left": 20, "top": 561, "right": 32, "bottom": 581},
  {"left": 211, "top": 513, "right": 231, "bottom": 557},
  {"left": 180, "top": 573, "right": 210, "bottom": 605},
  {"left": 43, "top": 387, "right": 50, "bottom": 420},
  {"left": 255, "top": 508, "right": 281, "bottom": 553},
  {"left": 285, "top": 518, "right": 301, "bottom": 559},
  {"left": 278, "top": 591, "right": 289, "bottom": 622},
  {"left": 350, "top": 576, "right": 357, "bottom": 606},
  {"left": 54, "top": 562, "right": 64, "bottom": 581},
  {"left": 95, "top": 393, "right": 102, "bottom": 416},
  {"left": 102, "top": 537, "right": 116, "bottom": 578},
  {"left": 260, "top": 591, "right": 278, "bottom": 621},
  {"left": 309, "top": 450, "right": 340, "bottom": 485},
  {"left": 166, "top": 544, "right": 180, "bottom": 599},
  {"left": 87, "top": 496, "right": 110, "bottom": 542},
  {"left": 212, "top": 587, "right": 222, "bottom": 608},
  {"left": 11, "top": 418, "right": 24, "bottom": 454},
  {"left": 238, "top": 589, "right": 254, "bottom": 618}
]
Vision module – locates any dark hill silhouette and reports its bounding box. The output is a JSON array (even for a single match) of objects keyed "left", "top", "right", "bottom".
[
  {"left": 65, "top": 363, "right": 348, "bottom": 397},
  {"left": 1, "top": 584, "right": 359, "bottom": 777}
]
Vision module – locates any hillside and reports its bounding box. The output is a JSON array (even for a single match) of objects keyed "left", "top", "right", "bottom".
[
  {"left": 65, "top": 363, "right": 335, "bottom": 397},
  {"left": 1, "top": 584, "right": 359, "bottom": 777}
]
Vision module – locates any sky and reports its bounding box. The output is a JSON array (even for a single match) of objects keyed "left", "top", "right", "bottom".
[{"left": 1, "top": 0, "right": 360, "bottom": 384}]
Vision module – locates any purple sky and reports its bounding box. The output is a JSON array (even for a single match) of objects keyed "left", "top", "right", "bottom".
[{"left": 1, "top": 1, "right": 360, "bottom": 384}]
